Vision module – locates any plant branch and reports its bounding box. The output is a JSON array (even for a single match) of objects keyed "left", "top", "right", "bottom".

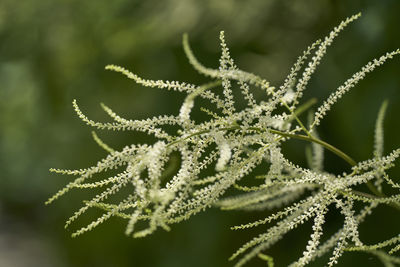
[
  {"left": 269, "top": 129, "right": 357, "bottom": 166},
  {"left": 167, "top": 123, "right": 399, "bottom": 208}
]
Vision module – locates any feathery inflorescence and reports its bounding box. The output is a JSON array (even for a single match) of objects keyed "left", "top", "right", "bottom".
[{"left": 49, "top": 13, "right": 400, "bottom": 266}]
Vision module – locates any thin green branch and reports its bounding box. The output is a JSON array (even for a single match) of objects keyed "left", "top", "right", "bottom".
[
  {"left": 167, "top": 121, "right": 399, "bottom": 208},
  {"left": 269, "top": 129, "right": 356, "bottom": 166},
  {"left": 293, "top": 98, "right": 318, "bottom": 118},
  {"left": 170, "top": 125, "right": 355, "bottom": 167},
  {"left": 282, "top": 102, "right": 313, "bottom": 138}
]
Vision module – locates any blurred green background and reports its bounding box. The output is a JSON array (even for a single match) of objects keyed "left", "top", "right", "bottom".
[{"left": 0, "top": 0, "right": 399, "bottom": 266}]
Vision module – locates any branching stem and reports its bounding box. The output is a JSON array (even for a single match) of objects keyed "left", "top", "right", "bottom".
[
  {"left": 168, "top": 121, "right": 399, "bottom": 208},
  {"left": 169, "top": 125, "right": 355, "bottom": 167},
  {"left": 269, "top": 129, "right": 356, "bottom": 166}
]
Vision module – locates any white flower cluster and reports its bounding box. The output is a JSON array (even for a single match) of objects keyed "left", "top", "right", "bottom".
[{"left": 49, "top": 13, "right": 400, "bottom": 267}]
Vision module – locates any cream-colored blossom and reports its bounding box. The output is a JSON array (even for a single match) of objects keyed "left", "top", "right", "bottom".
[{"left": 48, "top": 13, "right": 400, "bottom": 267}]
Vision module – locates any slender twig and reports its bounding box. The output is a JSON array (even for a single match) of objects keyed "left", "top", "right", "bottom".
[
  {"left": 270, "top": 129, "right": 356, "bottom": 166},
  {"left": 167, "top": 123, "right": 400, "bottom": 209}
]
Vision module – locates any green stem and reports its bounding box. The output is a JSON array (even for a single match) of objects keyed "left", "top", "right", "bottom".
[
  {"left": 339, "top": 189, "right": 378, "bottom": 200},
  {"left": 167, "top": 123, "right": 398, "bottom": 208},
  {"left": 274, "top": 101, "right": 390, "bottom": 204},
  {"left": 282, "top": 101, "right": 313, "bottom": 138},
  {"left": 169, "top": 124, "right": 356, "bottom": 167},
  {"left": 269, "top": 129, "right": 357, "bottom": 166},
  {"left": 269, "top": 129, "right": 396, "bottom": 206},
  {"left": 293, "top": 98, "right": 318, "bottom": 118},
  {"left": 167, "top": 126, "right": 239, "bottom": 148}
]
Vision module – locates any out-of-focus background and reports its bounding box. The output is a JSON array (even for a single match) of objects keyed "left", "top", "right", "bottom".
[{"left": 0, "top": 0, "right": 399, "bottom": 266}]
